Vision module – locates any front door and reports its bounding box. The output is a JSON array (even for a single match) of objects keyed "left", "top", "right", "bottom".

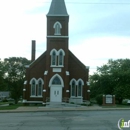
[{"left": 50, "top": 86, "right": 62, "bottom": 102}]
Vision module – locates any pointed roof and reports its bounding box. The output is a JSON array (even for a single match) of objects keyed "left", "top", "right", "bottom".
[{"left": 47, "top": 0, "right": 68, "bottom": 16}]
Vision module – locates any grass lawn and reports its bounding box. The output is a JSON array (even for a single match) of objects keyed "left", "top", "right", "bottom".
[
  {"left": 0, "top": 102, "right": 9, "bottom": 105},
  {"left": 102, "top": 104, "right": 130, "bottom": 108},
  {"left": 0, "top": 103, "right": 22, "bottom": 110}
]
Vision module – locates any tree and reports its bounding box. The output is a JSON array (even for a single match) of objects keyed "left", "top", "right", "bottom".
[
  {"left": 90, "top": 59, "right": 130, "bottom": 104},
  {"left": 3, "top": 57, "right": 30, "bottom": 104},
  {"left": 0, "top": 59, "right": 7, "bottom": 91}
]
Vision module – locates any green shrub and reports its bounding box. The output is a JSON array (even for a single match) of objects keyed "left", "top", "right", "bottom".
[
  {"left": 2, "top": 99, "right": 8, "bottom": 102},
  {"left": 96, "top": 94, "right": 103, "bottom": 105},
  {"left": 122, "top": 99, "right": 129, "bottom": 105},
  {"left": 9, "top": 103, "right": 14, "bottom": 105}
]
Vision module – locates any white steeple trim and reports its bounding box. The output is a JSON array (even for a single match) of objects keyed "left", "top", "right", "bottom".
[{"left": 47, "top": 36, "right": 68, "bottom": 38}]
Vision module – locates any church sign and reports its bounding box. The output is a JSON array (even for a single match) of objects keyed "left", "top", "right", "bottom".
[
  {"left": 105, "top": 95, "right": 112, "bottom": 104},
  {"left": 102, "top": 94, "right": 115, "bottom": 106}
]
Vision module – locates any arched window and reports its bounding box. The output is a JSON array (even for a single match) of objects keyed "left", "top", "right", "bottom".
[
  {"left": 31, "top": 79, "right": 36, "bottom": 96},
  {"left": 49, "top": 74, "right": 64, "bottom": 87},
  {"left": 53, "top": 22, "right": 62, "bottom": 35},
  {"left": 70, "top": 80, "right": 76, "bottom": 97},
  {"left": 50, "top": 49, "right": 58, "bottom": 66},
  {"left": 37, "top": 80, "right": 42, "bottom": 96},
  {"left": 77, "top": 79, "right": 84, "bottom": 97},
  {"left": 58, "top": 49, "right": 65, "bottom": 66},
  {"left": 52, "top": 76, "right": 61, "bottom": 85},
  {"left": 52, "top": 51, "right": 56, "bottom": 65},
  {"left": 59, "top": 51, "right": 63, "bottom": 65},
  {"left": 77, "top": 81, "right": 82, "bottom": 97}
]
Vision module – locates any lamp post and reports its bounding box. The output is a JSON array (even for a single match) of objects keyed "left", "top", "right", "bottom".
[
  {"left": 43, "top": 89, "right": 46, "bottom": 106},
  {"left": 66, "top": 90, "right": 69, "bottom": 103},
  {"left": 87, "top": 89, "right": 90, "bottom": 101}
]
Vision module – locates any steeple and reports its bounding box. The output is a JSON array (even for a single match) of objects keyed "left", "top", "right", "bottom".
[{"left": 47, "top": 0, "right": 68, "bottom": 16}]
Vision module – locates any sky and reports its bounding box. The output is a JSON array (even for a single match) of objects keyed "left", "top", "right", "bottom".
[{"left": 0, "top": 0, "right": 130, "bottom": 75}]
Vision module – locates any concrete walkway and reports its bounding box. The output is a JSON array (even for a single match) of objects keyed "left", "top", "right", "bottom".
[{"left": 0, "top": 103, "right": 130, "bottom": 113}]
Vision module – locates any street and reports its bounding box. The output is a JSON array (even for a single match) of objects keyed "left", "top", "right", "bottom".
[{"left": 0, "top": 110, "right": 130, "bottom": 130}]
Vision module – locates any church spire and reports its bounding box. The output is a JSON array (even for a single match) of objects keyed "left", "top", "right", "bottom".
[{"left": 47, "top": 0, "right": 68, "bottom": 16}]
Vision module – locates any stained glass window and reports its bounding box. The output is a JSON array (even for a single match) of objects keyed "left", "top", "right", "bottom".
[
  {"left": 52, "top": 51, "right": 56, "bottom": 65},
  {"left": 59, "top": 51, "right": 63, "bottom": 65},
  {"left": 38, "top": 80, "right": 42, "bottom": 96},
  {"left": 78, "top": 81, "right": 82, "bottom": 96},
  {"left": 52, "top": 76, "right": 61, "bottom": 85},
  {"left": 31, "top": 80, "right": 35, "bottom": 96},
  {"left": 72, "top": 81, "right": 76, "bottom": 96}
]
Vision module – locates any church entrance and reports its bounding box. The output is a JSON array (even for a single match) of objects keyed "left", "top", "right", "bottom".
[
  {"left": 50, "top": 86, "right": 62, "bottom": 102},
  {"left": 49, "top": 74, "right": 64, "bottom": 102}
]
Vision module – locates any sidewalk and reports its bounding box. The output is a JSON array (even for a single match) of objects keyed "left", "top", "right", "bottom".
[{"left": 0, "top": 104, "right": 130, "bottom": 113}]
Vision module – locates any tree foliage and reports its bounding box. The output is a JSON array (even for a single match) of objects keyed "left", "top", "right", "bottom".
[
  {"left": 0, "top": 59, "right": 7, "bottom": 91},
  {"left": 3, "top": 57, "right": 30, "bottom": 104},
  {"left": 90, "top": 59, "right": 130, "bottom": 103}
]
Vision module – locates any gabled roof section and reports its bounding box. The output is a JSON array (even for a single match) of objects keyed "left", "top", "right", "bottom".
[
  {"left": 26, "top": 51, "right": 46, "bottom": 68},
  {"left": 69, "top": 50, "right": 88, "bottom": 70},
  {"left": 47, "top": 0, "right": 69, "bottom": 16}
]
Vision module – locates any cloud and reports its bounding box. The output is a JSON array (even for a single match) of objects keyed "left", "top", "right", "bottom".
[
  {"left": 68, "top": 1, "right": 130, "bottom": 42},
  {"left": 70, "top": 36, "right": 130, "bottom": 74},
  {"left": 0, "top": 0, "right": 48, "bottom": 60},
  {"left": 0, "top": 0, "right": 130, "bottom": 75}
]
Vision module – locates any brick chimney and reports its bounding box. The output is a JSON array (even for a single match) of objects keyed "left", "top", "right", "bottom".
[{"left": 31, "top": 40, "right": 36, "bottom": 62}]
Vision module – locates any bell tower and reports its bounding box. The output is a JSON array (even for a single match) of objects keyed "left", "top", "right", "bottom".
[{"left": 46, "top": 0, "right": 69, "bottom": 71}]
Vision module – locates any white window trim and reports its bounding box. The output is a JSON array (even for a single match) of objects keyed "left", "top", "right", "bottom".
[
  {"left": 58, "top": 49, "right": 65, "bottom": 66},
  {"left": 53, "top": 21, "right": 62, "bottom": 35},
  {"left": 70, "top": 78, "right": 84, "bottom": 97},
  {"left": 71, "top": 85, "right": 76, "bottom": 98},
  {"left": 30, "top": 78, "right": 37, "bottom": 97},
  {"left": 77, "top": 79, "right": 84, "bottom": 97},
  {"left": 37, "top": 78, "right": 44, "bottom": 97},
  {"left": 50, "top": 49, "right": 58, "bottom": 66},
  {"left": 30, "top": 96, "right": 42, "bottom": 98},
  {"left": 70, "top": 79, "right": 77, "bottom": 97},
  {"left": 49, "top": 74, "right": 64, "bottom": 87},
  {"left": 30, "top": 78, "right": 44, "bottom": 97},
  {"left": 50, "top": 65, "right": 58, "bottom": 67},
  {"left": 58, "top": 54, "right": 64, "bottom": 66},
  {"left": 77, "top": 85, "right": 82, "bottom": 97},
  {"left": 50, "top": 49, "right": 57, "bottom": 66},
  {"left": 50, "top": 49, "right": 65, "bottom": 67}
]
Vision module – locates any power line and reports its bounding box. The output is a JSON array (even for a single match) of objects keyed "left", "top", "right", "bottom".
[
  {"left": 43, "top": 2, "right": 130, "bottom": 4},
  {"left": 66, "top": 2, "right": 130, "bottom": 4}
]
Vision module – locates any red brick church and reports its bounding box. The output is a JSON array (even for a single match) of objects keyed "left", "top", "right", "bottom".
[{"left": 23, "top": 0, "right": 90, "bottom": 105}]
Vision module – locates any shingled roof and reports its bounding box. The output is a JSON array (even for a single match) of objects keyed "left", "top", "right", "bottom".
[{"left": 47, "top": 0, "right": 68, "bottom": 16}]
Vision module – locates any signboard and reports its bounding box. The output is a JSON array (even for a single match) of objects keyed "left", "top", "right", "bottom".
[{"left": 106, "top": 95, "right": 112, "bottom": 104}]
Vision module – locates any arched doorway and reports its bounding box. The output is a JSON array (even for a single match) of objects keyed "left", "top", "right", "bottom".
[{"left": 49, "top": 74, "right": 64, "bottom": 102}]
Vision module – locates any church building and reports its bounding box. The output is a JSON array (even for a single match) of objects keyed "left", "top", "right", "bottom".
[{"left": 23, "top": 0, "right": 90, "bottom": 105}]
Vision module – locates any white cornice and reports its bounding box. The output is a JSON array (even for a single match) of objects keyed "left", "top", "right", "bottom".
[{"left": 47, "top": 36, "right": 69, "bottom": 38}]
